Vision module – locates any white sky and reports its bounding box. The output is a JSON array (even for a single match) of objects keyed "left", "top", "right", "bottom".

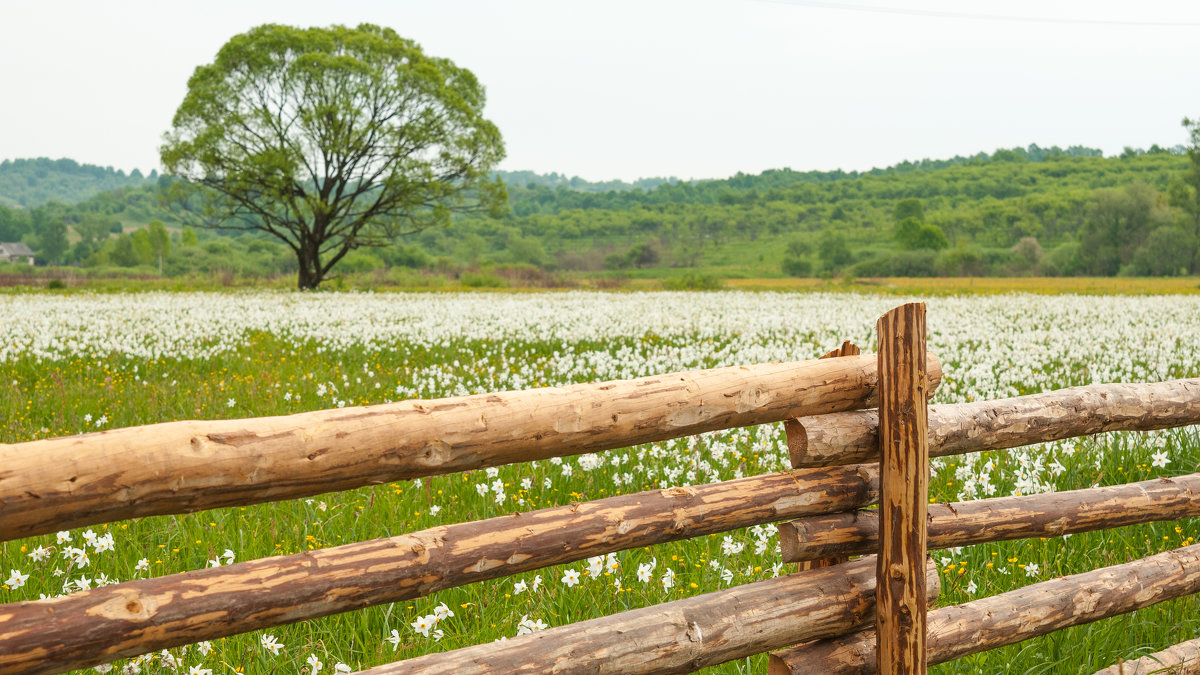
[{"left": 2, "top": 0, "right": 1199, "bottom": 181}]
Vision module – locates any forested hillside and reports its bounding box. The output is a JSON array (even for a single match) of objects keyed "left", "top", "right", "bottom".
[
  {"left": 0, "top": 158, "right": 155, "bottom": 208},
  {"left": 1, "top": 143, "right": 1198, "bottom": 280}
]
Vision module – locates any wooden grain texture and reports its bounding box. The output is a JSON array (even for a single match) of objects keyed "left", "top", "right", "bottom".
[
  {"left": 796, "top": 340, "right": 861, "bottom": 572},
  {"left": 1092, "top": 636, "right": 1200, "bottom": 674},
  {"left": 0, "top": 353, "right": 940, "bottom": 543},
  {"left": 769, "top": 543, "right": 1200, "bottom": 673},
  {"left": 778, "top": 473, "right": 1200, "bottom": 562},
  {"left": 356, "top": 557, "right": 940, "bottom": 675},
  {"left": 875, "top": 302, "right": 929, "bottom": 674},
  {"left": 0, "top": 465, "right": 880, "bottom": 675},
  {"left": 787, "top": 378, "right": 1200, "bottom": 468}
]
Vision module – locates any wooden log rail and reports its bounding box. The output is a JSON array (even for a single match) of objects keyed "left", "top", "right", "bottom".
[
  {"left": 360, "top": 556, "right": 940, "bottom": 675},
  {"left": 769, "top": 543, "right": 1200, "bottom": 673},
  {"left": 0, "top": 465, "right": 881, "bottom": 674},
  {"left": 1092, "top": 636, "right": 1200, "bottom": 674},
  {"left": 786, "top": 378, "right": 1200, "bottom": 468},
  {"left": 778, "top": 473, "right": 1200, "bottom": 562},
  {"left": 0, "top": 352, "right": 941, "bottom": 543}
]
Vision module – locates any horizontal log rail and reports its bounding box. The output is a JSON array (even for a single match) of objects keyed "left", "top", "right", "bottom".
[
  {"left": 778, "top": 473, "right": 1200, "bottom": 562},
  {"left": 0, "top": 465, "right": 880, "bottom": 675},
  {"left": 360, "top": 556, "right": 939, "bottom": 675},
  {"left": 769, "top": 543, "right": 1200, "bottom": 673},
  {"left": 786, "top": 378, "right": 1200, "bottom": 468},
  {"left": 1092, "top": 636, "right": 1200, "bottom": 674},
  {"left": 0, "top": 352, "right": 940, "bottom": 543}
]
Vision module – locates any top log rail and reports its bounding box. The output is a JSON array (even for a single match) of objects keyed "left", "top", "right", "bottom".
[
  {"left": 787, "top": 378, "right": 1200, "bottom": 468},
  {"left": 0, "top": 353, "right": 941, "bottom": 542}
]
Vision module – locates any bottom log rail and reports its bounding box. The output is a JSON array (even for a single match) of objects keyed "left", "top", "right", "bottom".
[
  {"left": 778, "top": 473, "right": 1200, "bottom": 563},
  {"left": 1092, "top": 636, "right": 1200, "bottom": 675},
  {"left": 0, "top": 465, "right": 878, "bottom": 675},
  {"left": 359, "top": 556, "right": 939, "bottom": 675},
  {"left": 768, "top": 543, "right": 1200, "bottom": 674}
]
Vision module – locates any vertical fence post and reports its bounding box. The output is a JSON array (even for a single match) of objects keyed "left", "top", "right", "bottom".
[
  {"left": 795, "top": 340, "right": 861, "bottom": 573},
  {"left": 876, "top": 303, "right": 929, "bottom": 674}
]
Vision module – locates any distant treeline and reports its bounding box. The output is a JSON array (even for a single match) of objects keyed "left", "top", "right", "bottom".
[
  {"left": 1, "top": 143, "right": 1198, "bottom": 279},
  {"left": 0, "top": 158, "right": 157, "bottom": 208}
]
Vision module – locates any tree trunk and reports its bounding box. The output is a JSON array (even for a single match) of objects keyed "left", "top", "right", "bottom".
[
  {"left": 297, "top": 239, "right": 322, "bottom": 290},
  {"left": 786, "top": 378, "right": 1200, "bottom": 468},
  {"left": 358, "top": 557, "right": 939, "bottom": 675},
  {"left": 875, "top": 303, "right": 929, "bottom": 674},
  {"left": 769, "top": 543, "right": 1200, "bottom": 674},
  {"left": 778, "top": 473, "right": 1200, "bottom": 562},
  {"left": 0, "top": 464, "right": 880, "bottom": 675},
  {"left": 1092, "top": 636, "right": 1200, "bottom": 675},
  {"left": 0, "top": 353, "right": 939, "bottom": 542}
]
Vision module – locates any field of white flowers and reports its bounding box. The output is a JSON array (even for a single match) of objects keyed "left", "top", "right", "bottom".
[{"left": 2, "top": 290, "right": 1199, "bottom": 674}]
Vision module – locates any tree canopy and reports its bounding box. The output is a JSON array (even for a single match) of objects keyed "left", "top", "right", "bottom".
[{"left": 160, "top": 23, "right": 505, "bottom": 289}]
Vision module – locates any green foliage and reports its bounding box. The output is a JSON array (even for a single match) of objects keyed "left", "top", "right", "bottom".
[
  {"left": 935, "top": 246, "right": 986, "bottom": 276},
  {"left": 1047, "top": 242, "right": 1085, "bottom": 276},
  {"left": 181, "top": 226, "right": 199, "bottom": 247},
  {"left": 459, "top": 270, "right": 508, "bottom": 288},
  {"left": 780, "top": 256, "right": 812, "bottom": 277},
  {"left": 817, "top": 229, "right": 852, "bottom": 271},
  {"left": 1079, "top": 182, "right": 1173, "bottom": 275},
  {"left": 661, "top": 272, "right": 724, "bottom": 290},
  {"left": 894, "top": 217, "right": 923, "bottom": 249},
  {"left": 912, "top": 223, "right": 950, "bottom": 250},
  {"left": 1133, "top": 227, "right": 1197, "bottom": 275},
  {"left": 893, "top": 198, "right": 925, "bottom": 223},
  {"left": 851, "top": 250, "right": 938, "bottom": 277},
  {"left": 159, "top": 23, "right": 506, "bottom": 289},
  {"left": 10, "top": 140, "right": 1200, "bottom": 279},
  {"left": 605, "top": 241, "right": 660, "bottom": 270},
  {"left": 0, "top": 158, "right": 154, "bottom": 208}
]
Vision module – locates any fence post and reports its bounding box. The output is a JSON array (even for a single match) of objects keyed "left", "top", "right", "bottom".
[
  {"left": 795, "top": 340, "right": 861, "bottom": 572},
  {"left": 876, "top": 303, "right": 929, "bottom": 674}
]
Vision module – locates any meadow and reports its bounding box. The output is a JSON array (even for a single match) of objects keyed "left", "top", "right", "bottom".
[{"left": 2, "top": 290, "right": 1199, "bottom": 674}]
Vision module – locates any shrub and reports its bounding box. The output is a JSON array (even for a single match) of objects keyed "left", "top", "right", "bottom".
[{"left": 662, "top": 272, "right": 724, "bottom": 290}]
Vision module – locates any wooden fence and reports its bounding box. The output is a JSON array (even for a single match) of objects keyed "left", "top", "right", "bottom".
[{"left": 1, "top": 302, "right": 1199, "bottom": 674}]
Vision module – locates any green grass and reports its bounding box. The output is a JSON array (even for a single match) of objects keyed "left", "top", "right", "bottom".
[{"left": 1, "top": 305, "right": 1199, "bottom": 674}]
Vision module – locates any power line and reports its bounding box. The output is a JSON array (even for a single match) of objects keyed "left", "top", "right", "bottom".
[{"left": 754, "top": 0, "right": 1200, "bottom": 27}]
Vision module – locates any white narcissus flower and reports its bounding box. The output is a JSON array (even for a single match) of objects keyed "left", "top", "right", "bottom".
[
  {"left": 6, "top": 569, "right": 29, "bottom": 589},
  {"left": 411, "top": 614, "right": 436, "bottom": 638},
  {"left": 661, "top": 568, "right": 676, "bottom": 589},
  {"left": 306, "top": 654, "right": 323, "bottom": 673},
  {"left": 561, "top": 569, "right": 581, "bottom": 587},
  {"left": 260, "top": 634, "right": 283, "bottom": 656}
]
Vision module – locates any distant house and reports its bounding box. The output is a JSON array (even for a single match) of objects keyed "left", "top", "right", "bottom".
[{"left": 0, "top": 242, "right": 35, "bottom": 265}]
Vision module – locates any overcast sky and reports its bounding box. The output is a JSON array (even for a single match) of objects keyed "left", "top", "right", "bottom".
[{"left": 3, "top": 0, "right": 1199, "bottom": 181}]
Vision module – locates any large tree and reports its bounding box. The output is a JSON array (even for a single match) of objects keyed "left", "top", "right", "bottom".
[{"left": 161, "top": 24, "right": 506, "bottom": 289}]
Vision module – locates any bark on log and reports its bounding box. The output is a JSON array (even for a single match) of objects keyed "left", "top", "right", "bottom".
[
  {"left": 357, "top": 557, "right": 940, "bottom": 675},
  {"left": 797, "top": 340, "right": 861, "bottom": 572},
  {"left": 0, "top": 465, "right": 880, "bottom": 675},
  {"left": 788, "top": 378, "right": 1200, "bottom": 468},
  {"left": 875, "top": 302, "right": 929, "bottom": 674},
  {"left": 1092, "top": 636, "right": 1200, "bottom": 674},
  {"left": 779, "top": 473, "right": 1200, "bottom": 562},
  {"left": 0, "top": 353, "right": 940, "bottom": 543},
  {"left": 769, "top": 543, "right": 1200, "bottom": 673}
]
